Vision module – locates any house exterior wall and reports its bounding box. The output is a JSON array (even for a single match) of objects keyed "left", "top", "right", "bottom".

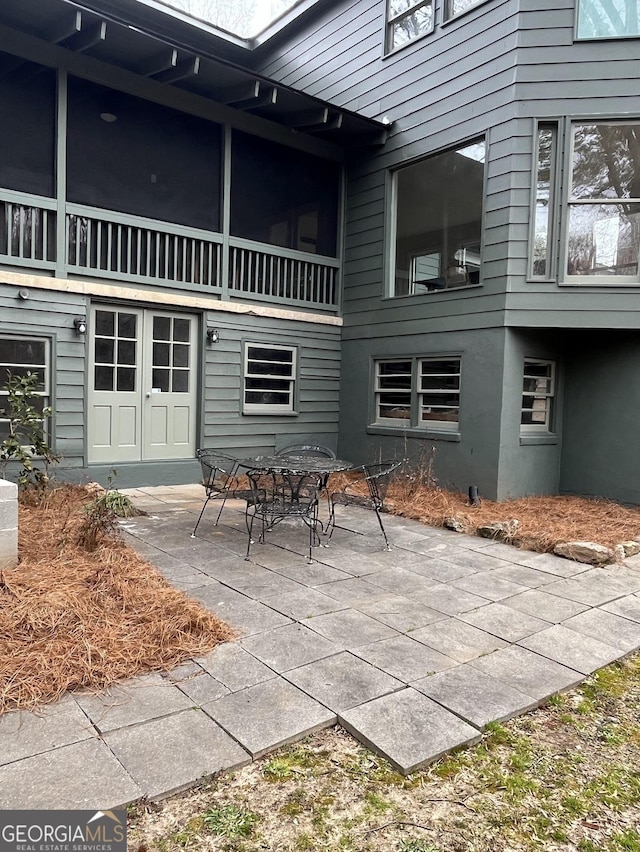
[{"left": 256, "top": 0, "right": 640, "bottom": 503}]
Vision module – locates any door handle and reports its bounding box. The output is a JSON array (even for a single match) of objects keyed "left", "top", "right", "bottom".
[{"left": 146, "top": 391, "right": 152, "bottom": 398}]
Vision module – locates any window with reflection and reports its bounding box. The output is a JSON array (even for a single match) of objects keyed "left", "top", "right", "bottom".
[
  {"left": 444, "top": 0, "right": 487, "bottom": 21},
  {"left": 243, "top": 344, "right": 296, "bottom": 413},
  {"left": 532, "top": 123, "right": 558, "bottom": 278},
  {"left": 576, "top": 0, "right": 640, "bottom": 38},
  {"left": 0, "top": 336, "right": 50, "bottom": 442},
  {"left": 567, "top": 122, "right": 640, "bottom": 280},
  {"left": 521, "top": 359, "right": 555, "bottom": 432},
  {"left": 231, "top": 131, "right": 339, "bottom": 257},
  {"left": 386, "top": 0, "right": 434, "bottom": 52},
  {"left": 374, "top": 356, "right": 461, "bottom": 430},
  {"left": 392, "top": 140, "right": 485, "bottom": 296},
  {"left": 67, "top": 77, "right": 221, "bottom": 230}
]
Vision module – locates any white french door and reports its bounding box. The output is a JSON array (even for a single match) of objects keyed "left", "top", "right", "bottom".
[{"left": 88, "top": 306, "right": 197, "bottom": 463}]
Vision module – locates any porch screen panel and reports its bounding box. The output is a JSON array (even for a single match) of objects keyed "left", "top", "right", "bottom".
[
  {"left": 0, "top": 53, "right": 55, "bottom": 197},
  {"left": 230, "top": 131, "right": 340, "bottom": 257},
  {"left": 67, "top": 77, "right": 221, "bottom": 230}
]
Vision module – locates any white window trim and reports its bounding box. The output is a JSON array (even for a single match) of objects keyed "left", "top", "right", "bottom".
[
  {"left": 521, "top": 358, "right": 555, "bottom": 433},
  {"left": 243, "top": 342, "right": 297, "bottom": 415},
  {"left": 374, "top": 358, "right": 413, "bottom": 427}
]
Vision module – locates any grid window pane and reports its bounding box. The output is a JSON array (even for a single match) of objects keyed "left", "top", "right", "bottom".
[
  {"left": 387, "top": 0, "right": 433, "bottom": 51},
  {"left": 0, "top": 336, "right": 50, "bottom": 440},
  {"left": 244, "top": 344, "right": 296, "bottom": 413},
  {"left": 521, "top": 359, "right": 555, "bottom": 432},
  {"left": 419, "top": 358, "right": 461, "bottom": 430}
]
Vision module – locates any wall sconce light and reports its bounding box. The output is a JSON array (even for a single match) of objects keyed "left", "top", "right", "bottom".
[
  {"left": 99, "top": 112, "right": 118, "bottom": 123},
  {"left": 206, "top": 325, "right": 219, "bottom": 344},
  {"left": 17, "top": 288, "right": 30, "bottom": 300},
  {"left": 73, "top": 317, "right": 87, "bottom": 335}
]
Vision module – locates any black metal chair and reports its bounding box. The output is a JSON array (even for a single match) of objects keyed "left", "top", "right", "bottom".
[
  {"left": 191, "top": 449, "right": 252, "bottom": 537},
  {"left": 245, "top": 468, "right": 324, "bottom": 563},
  {"left": 327, "top": 460, "right": 401, "bottom": 551}
]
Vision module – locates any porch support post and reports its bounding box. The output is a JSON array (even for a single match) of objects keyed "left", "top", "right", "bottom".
[
  {"left": 55, "top": 69, "right": 68, "bottom": 278},
  {"left": 220, "top": 123, "right": 232, "bottom": 302}
]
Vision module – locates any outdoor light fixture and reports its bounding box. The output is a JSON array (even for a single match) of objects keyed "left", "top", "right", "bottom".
[
  {"left": 99, "top": 112, "right": 118, "bottom": 123},
  {"left": 73, "top": 317, "right": 87, "bottom": 335},
  {"left": 206, "top": 325, "right": 219, "bottom": 344}
]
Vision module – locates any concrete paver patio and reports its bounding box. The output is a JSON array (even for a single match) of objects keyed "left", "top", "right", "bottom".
[{"left": 2, "top": 483, "right": 640, "bottom": 808}]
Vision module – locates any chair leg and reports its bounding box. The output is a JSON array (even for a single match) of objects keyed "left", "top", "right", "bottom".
[
  {"left": 373, "top": 506, "right": 391, "bottom": 551},
  {"left": 213, "top": 495, "right": 228, "bottom": 525},
  {"left": 245, "top": 511, "right": 256, "bottom": 560},
  {"left": 326, "top": 499, "right": 337, "bottom": 543},
  {"left": 191, "top": 496, "right": 211, "bottom": 538}
]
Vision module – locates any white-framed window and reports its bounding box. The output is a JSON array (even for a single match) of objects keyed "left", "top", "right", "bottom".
[
  {"left": 385, "top": 0, "right": 434, "bottom": 53},
  {"left": 444, "top": 0, "right": 488, "bottom": 21},
  {"left": 391, "top": 140, "right": 485, "bottom": 296},
  {"left": 374, "top": 356, "right": 461, "bottom": 430},
  {"left": 0, "top": 336, "right": 50, "bottom": 441},
  {"left": 521, "top": 359, "right": 555, "bottom": 432},
  {"left": 243, "top": 343, "right": 296, "bottom": 414},
  {"left": 576, "top": 0, "right": 640, "bottom": 39},
  {"left": 419, "top": 357, "right": 461, "bottom": 430},
  {"left": 567, "top": 121, "right": 640, "bottom": 281}
]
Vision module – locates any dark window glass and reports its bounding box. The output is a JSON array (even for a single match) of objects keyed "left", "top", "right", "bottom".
[
  {"left": 172, "top": 344, "right": 189, "bottom": 368},
  {"left": 0, "top": 53, "right": 56, "bottom": 196},
  {"left": 231, "top": 130, "right": 339, "bottom": 257},
  {"left": 67, "top": 77, "right": 221, "bottom": 230},
  {"left": 153, "top": 343, "right": 170, "bottom": 367},
  {"left": 117, "top": 339, "right": 136, "bottom": 365},
  {"left": 172, "top": 371, "right": 189, "bottom": 393},
  {"left": 394, "top": 141, "right": 485, "bottom": 295},
  {"left": 95, "top": 365, "right": 114, "bottom": 391},
  {"left": 95, "top": 310, "right": 115, "bottom": 336},
  {"left": 118, "top": 313, "right": 137, "bottom": 339},
  {"left": 117, "top": 367, "right": 135, "bottom": 392},
  {"left": 173, "top": 318, "right": 190, "bottom": 342},
  {"left": 153, "top": 368, "right": 170, "bottom": 392},
  {"left": 95, "top": 339, "right": 115, "bottom": 364},
  {"left": 154, "top": 316, "right": 171, "bottom": 340}
]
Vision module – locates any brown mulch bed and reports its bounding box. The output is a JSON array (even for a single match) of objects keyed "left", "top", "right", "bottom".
[{"left": 0, "top": 484, "right": 233, "bottom": 715}]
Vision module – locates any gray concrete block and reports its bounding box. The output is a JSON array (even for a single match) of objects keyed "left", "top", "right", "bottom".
[
  {"left": 470, "top": 646, "right": 583, "bottom": 702},
  {"left": 240, "top": 623, "right": 340, "bottom": 672},
  {"left": 363, "top": 567, "right": 440, "bottom": 597},
  {"left": 353, "top": 635, "right": 457, "bottom": 682},
  {"left": 517, "top": 624, "right": 622, "bottom": 675},
  {"left": 501, "top": 589, "right": 589, "bottom": 623},
  {"left": 0, "top": 738, "right": 141, "bottom": 809},
  {"left": 104, "top": 709, "right": 250, "bottom": 799},
  {"left": 410, "top": 617, "right": 508, "bottom": 662},
  {"left": 304, "top": 608, "right": 399, "bottom": 649},
  {"left": 0, "top": 695, "right": 96, "bottom": 767},
  {"left": 415, "top": 583, "right": 491, "bottom": 615},
  {"left": 74, "top": 672, "right": 195, "bottom": 733},
  {"left": 601, "top": 593, "right": 640, "bottom": 623},
  {"left": 562, "top": 608, "right": 640, "bottom": 653},
  {"left": 265, "top": 586, "right": 347, "bottom": 619},
  {"left": 191, "top": 582, "right": 292, "bottom": 636},
  {"left": 315, "top": 577, "right": 391, "bottom": 606},
  {"left": 357, "top": 594, "right": 448, "bottom": 632},
  {"left": 450, "top": 571, "right": 529, "bottom": 601},
  {"left": 460, "top": 602, "right": 552, "bottom": 642},
  {"left": 197, "top": 643, "right": 276, "bottom": 692},
  {"left": 413, "top": 664, "right": 537, "bottom": 728},
  {"left": 285, "top": 651, "right": 404, "bottom": 713},
  {"left": 340, "top": 688, "right": 481, "bottom": 775},
  {"left": 203, "top": 678, "right": 335, "bottom": 758},
  {"left": 176, "top": 673, "right": 230, "bottom": 704}
]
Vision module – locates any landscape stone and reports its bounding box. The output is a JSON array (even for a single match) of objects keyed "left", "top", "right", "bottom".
[
  {"left": 553, "top": 541, "right": 616, "bottom": 565},
  {"left": 477, "top": 519, "right": 519, "bottom": 541}
]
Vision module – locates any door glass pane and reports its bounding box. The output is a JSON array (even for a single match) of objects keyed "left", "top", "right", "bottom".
[
  {"left": 154, "top": 316, "right": 171, "bottom": 340},
  {"left": 95, "top": 339, "right": 114, "bottom": 364},
  {"left": 117, "top": 367, "right": 136, "bottom": 392},
  {"left": 95, "top": 365, "right": 114, "bottom": 391},
  {"left": 117, "top": 339, "right": 136, "bottom": 365},
  {"left": 118, "top": 313, "right": 137, "bottom": 339},
  {"left": 152, "top": 368, "right": 170, "bottom": 392},
  {"left": 153, "top": 342, "right": 170, "bottom": 366},
  {"left": 172, "top": 370, "right": 189, "bottom": 393},
  {"left": 172, "top": 344, "right": 189, "bottom": 368},
  {"left": 173, "top": 318, "right": 190, "bottom": 342},
  {"left": 95, "top": 310, "right": 114, "bottom": 336}
]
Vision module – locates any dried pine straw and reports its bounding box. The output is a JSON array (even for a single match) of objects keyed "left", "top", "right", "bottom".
[
  {"left": 328, "top": 470, "right": 640, "bottom": 552},
  {"left": 0, "top": 485, "right": 234, "bottom": 715},
  {"left": 386, "top": 485, "right": 640, "bottom": 552}
]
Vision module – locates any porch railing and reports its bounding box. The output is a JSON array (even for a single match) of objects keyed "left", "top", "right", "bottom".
[
  {"left": 0, "top": 193, "right": 340, "bottom": 311},
  {"left": 228, "top": 240, "right": 339, "bottom": 310},
  {"left": 66, "top": 205, "right": 223, "bottom": 291},
  {"left": 0, "top": 190, "right": 56, "bottom": 270}
]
